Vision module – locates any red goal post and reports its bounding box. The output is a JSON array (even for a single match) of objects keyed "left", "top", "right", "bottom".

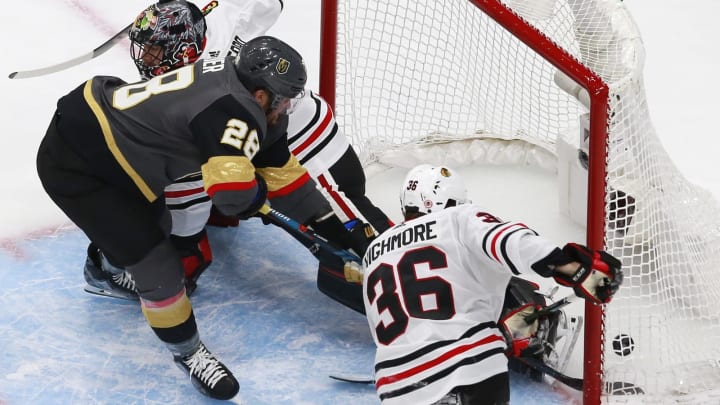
[{"left": 319, "top": 0, "right": 720, "bottom": 404}]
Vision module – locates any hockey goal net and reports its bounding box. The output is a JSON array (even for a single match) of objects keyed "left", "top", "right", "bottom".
[{"left": 319, "top": 0, "right": 720, "bottom": 403}]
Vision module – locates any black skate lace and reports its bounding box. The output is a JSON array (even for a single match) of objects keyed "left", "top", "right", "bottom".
[
  {"left": 183, "top": 345, "right": 228, "bottom": 388},
  {"left": 111, "top": 271, "right": 136, "bottom": 291}
]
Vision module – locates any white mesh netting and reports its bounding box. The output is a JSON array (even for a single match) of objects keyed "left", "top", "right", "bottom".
[{"left": 330, "top": 0, "right": 720, "bottom": 402}]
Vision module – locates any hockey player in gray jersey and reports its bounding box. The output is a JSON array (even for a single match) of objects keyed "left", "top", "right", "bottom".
[
  {"left": 36, "top": 36, "right": 315, "bottom": 400},
  {"left": 195, "top": 0, "right": 394, "bottom": 236},
  {"left": 82, "top": 1, "right": 371, "bottom": 316},
  {"left": 358, "top": 164, "right": 623, "bottom": 405}
]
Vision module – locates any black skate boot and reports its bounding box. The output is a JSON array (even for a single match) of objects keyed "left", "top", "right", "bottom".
[
  {"left": 174, "top": 342, "right": 239, "bottom": 400},
  {"left": 83, "top": 243, "right": 138, "bottom": 300}
]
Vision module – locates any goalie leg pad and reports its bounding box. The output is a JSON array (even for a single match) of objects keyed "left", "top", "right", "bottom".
[{"left": 317, "top": 265, "right": 365, "bottom": 315}]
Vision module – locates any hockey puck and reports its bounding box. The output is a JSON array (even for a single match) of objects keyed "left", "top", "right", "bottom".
[{"left": 611, "top": 334, "right": 635, "bottom": 357}]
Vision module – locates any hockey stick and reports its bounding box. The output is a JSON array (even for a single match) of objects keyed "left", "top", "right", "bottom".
[
  {"left": 257, "top": 204, "right": 362, "bottom": 267},
  {"left": 516, "top": 356, "right": 644, "bottom": 394},
  {"left": 524, "top": 294, "right": 579, "bottom": 324},
  {"left": 330, "top": 358, "right": 644, "bottom": 395},
  {"left": 515, "top": 356, "right": 584, "bottom": 390},
  {"left": 327, "top": 358, "right": 591, "bottom": 388},
  {"left": 329, "top": 359, "right": 585, "bottom": 387},
  {"left": 257, "top": 204, "right": 367, "bottom": 314},
  {"left": 8, "top": 1, "right": 219, "bottom": 79},
  {"left": 329, "top": 374, "right": 374, "bottom": 384}
]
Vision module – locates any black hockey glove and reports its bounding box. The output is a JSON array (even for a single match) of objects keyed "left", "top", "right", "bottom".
[
  {"left": 553, "top": 243, "right": 623, "bottom": 304},
  {"left": 236, "top": 173, "right": 268, "bottom": 220}
]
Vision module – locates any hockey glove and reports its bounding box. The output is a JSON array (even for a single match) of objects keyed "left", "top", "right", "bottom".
[
  {"left": 236, "top": 173, "right": 268, "bottom": 220},
  {"left": 553, "top": 243, "right": 623, "bottom": 304},
  {"left": 500, "top": 304, "right": 540, "bottom": 358},
  {"left": 343, "top": 260, "right": 364, "bottom": 284}
]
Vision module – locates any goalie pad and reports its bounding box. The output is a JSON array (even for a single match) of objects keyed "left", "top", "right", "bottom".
[{"left": 317, "top": 264, "right": 365, "bottom": 315}]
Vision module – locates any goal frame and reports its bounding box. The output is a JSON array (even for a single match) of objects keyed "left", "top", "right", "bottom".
[{"left": 319, "top": 0, "right": 611, "bottom": 403}]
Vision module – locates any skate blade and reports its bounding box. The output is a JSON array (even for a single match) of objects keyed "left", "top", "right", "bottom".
[{"left": 84, "top": 285, "right": 139, "bottom": 301}]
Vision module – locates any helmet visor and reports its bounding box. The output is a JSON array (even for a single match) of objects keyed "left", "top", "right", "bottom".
[{"left": 271, "top": 89, "right": 305, "bottom": 115}]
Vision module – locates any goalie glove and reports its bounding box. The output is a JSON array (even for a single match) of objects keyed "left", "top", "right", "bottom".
[
  {"left": 343, "top": 260, "right": 364, "bottom": 284},
  {"left": 553, "top": 243, "right": 623, "bottom": 304},
  {"left": 500, "top": 304, "right": 540, "bottom": 358}
]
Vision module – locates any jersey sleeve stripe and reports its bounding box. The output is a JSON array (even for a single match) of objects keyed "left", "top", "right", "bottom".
[
  {"left": 489, "top": 223, "right": 522, "bottom": 263},
  {"left": 266, "top": 171, "right": 312, "bottom": 198},
  {"left": 297, "top": 123, "right": 339, "bottom": 165},
  {"left": 205, "top": 179, "right": 256, "bottom": 196},
  {"left": 165, "top": 186, "right": 206, "bottom": 198},
  {"left": 290, "top": 102, "right": 333, "bottom": 155},
  {"left": 287, "top": 93, "right": 322, "bottom": 145},
  {"left": 500, "top": 227, "right": 531, "bottom": 275},
  {"left": 166, "top": 194, "right": 211, "bottom": 211},
  {"left": 481, "top": 222, "right": 507, "bottom": 259}
]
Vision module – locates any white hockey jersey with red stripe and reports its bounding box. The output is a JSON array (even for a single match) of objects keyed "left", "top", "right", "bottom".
[
  {"left": 287, "top": 91, "right": 350, "bottom": 177},
  {"left": 361, "top": 204, "right": 558, "bottom": 405}
]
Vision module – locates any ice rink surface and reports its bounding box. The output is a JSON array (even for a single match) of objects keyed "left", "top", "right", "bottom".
[{"left": 0, "top": 181, "right": 571, "bottom": 404}]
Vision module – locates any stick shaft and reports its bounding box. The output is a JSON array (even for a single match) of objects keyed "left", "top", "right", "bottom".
[{"left": 8, "top": 1, "right": 219, "bottom": 79}]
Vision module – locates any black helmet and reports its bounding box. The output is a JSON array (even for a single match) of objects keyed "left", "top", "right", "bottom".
[
  {"left": 234, "top": 36, "right": 307, "bottom": 100},
  {"left": 129, "top": 0, "right": 206, "bottom": 79}
]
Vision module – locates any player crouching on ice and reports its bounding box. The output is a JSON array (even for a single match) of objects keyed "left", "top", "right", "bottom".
[{"left": 352, "top": 164, "right": 623, "bottom": 405}]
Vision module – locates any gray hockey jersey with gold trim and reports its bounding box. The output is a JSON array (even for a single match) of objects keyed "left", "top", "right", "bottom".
[{"left": 77, "top": 56, "right": 266, "bottom": 203}]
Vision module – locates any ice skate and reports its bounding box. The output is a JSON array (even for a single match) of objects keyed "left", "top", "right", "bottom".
[
  {"left": 174, "top": 342, "right": 239, "bottom": 400},
  {"left": 83, "top": 243, "right": 138, "bottom": 300}
]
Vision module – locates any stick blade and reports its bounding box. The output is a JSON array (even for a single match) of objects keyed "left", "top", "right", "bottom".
[{"left": 329, "top": 374, "right": 375, "bottom": 384}]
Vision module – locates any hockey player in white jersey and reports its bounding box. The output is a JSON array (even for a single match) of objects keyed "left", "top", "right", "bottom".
[{"left": 360, "top": 164, "right": 623, "bottom": 405}]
